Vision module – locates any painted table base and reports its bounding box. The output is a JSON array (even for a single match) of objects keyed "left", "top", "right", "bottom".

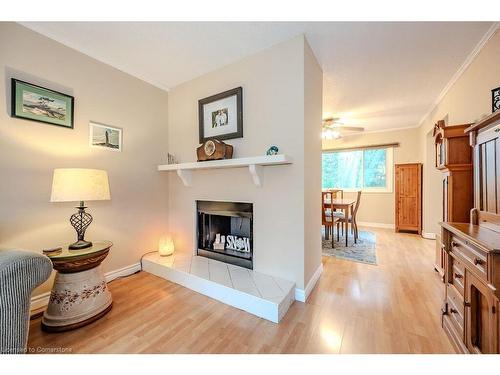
[{"left": 41, "top": 241, "right": 113, "bottom": 332}]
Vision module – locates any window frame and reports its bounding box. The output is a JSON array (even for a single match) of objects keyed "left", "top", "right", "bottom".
[{"left": 322, "top": 147, "right": 394, "bottom": 193}]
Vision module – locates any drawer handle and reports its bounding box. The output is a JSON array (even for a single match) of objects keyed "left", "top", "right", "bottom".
[
  {"left": 451, "top": 241, "right": 458, "bottom": 247},
  {"left": 454, "top": 272, "right": 463, "bottom": 279},
  {"left": 473, "top": 258, "right": 484, "bottom": 266},
  {"left": 450, "top": 308, "right": 458, "bottom": 314}
]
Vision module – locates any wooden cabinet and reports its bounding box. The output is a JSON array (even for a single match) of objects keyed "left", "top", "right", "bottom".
[
  {"left": 433, "top": 121, "right": 473, "bottom": 279},
  {"left": 440, "top": 111, "right": 500, "bottom": 354},
  {"left": 465, "top": 271, "right": 497, "bottom": 354},
  {"left": 395, "top": 163, "right": 422, "bottom": 234}
]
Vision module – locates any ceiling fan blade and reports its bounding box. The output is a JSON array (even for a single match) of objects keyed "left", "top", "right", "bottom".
[{"left": 339, "top": 126, "right": 364, "bottom": 132}]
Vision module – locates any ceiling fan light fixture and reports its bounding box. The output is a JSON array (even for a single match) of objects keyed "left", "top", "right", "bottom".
[{"left": 322, "top": 129, "right": 341, "bottom": 140}]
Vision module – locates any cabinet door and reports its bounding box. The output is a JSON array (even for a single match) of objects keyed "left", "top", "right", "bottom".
[
  {"left": 475, "top": 123, "right": 500, "bottom": 213},
  {"left": 465, "top": 270, "right": 498, "bottom": 353},
  {"left": 395, "top": 164, "right": 422, "bottom": 231}
]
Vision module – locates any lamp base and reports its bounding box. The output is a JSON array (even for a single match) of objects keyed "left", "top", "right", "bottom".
[
  {"left": 69, "top": 201, "right": 93, "bottom": 250},
  {"left": 69, "top": 240, "right": 93, "bottom": 250}
]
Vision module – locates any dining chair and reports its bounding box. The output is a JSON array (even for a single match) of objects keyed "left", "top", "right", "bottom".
[
  {"left": 333, "top": 190, "right": 362, "bottom": 243},
  {"left": 321, "top": 191, "right": 337, "bottom": 247}
]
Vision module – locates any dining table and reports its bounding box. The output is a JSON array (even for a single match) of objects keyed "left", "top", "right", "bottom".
[{"left": 323, "top": 198, "right": 356, "bottom": 247}]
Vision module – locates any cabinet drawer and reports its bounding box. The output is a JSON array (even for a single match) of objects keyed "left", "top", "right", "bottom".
[
  {"left": 450, "top": 254, "right": 465, "bottom": 296},
  {"left": 447, "top": 284, "right": 465, "bottom": 334},
  {"left": 450, "top": 236, "right": 488, "bottom": 281}
]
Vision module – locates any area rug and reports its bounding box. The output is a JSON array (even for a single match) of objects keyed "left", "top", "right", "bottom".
[{"left": 322, "top": 230, "right": 377, "bottom": 265}]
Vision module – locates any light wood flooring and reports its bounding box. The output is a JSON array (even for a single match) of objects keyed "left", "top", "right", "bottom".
[{"left": 28, "top": 227, "right": 455, "bottom": 353}]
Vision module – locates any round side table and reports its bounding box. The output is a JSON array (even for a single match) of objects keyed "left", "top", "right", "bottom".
[{"left": 42, "top": 241, "right": 113, "bottom": 332}]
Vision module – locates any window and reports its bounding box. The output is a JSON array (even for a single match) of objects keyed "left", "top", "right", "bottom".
[{"left": 322, "top": 147, "right": 393, "bottom": 192}]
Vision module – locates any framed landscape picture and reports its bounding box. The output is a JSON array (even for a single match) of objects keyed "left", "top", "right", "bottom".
[
  {"left": 11, "top": 78, "right": 74, "bottom": 128},
  {"left": 198, "top": 86, "right": 243, "bottom": 143},
  {"left": 89, "top": 122, "right": 122, "bottom": 152}
]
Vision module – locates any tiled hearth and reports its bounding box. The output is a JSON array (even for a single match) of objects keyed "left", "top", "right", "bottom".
[{"left": 142, "top": 252, "right": 295, "bottom": 323}]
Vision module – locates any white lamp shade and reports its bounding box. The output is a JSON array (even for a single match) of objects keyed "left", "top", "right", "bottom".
[{"left": 50, "top": 168, "right": 111, "bottom": 202}]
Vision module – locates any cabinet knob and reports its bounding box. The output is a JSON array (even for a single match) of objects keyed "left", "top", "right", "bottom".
[
  {"left": 454, "top": 272, "right": 463, "bottom": 279},
  {"left": 451, "top": 241, "right": 457, "bottom": 247},
  {"left": 473, "top": 258, "right": 484, "bottom": 266},
  {"left": 450, "top": 308, "right": 458, "bottom": 314}
]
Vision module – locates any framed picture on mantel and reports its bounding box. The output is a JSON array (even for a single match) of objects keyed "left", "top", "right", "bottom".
[{"left": 198, "top": 87, "right": 243, "bottom": 143}]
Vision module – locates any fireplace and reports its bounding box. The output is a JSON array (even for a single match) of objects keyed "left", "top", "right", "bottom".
[{"left": 196, "top": 200, "right": 253, "bottom": 269}]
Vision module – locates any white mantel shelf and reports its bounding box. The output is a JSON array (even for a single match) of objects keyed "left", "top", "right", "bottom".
[{"left": 158, "top": 154, "right": 293, "bottom": 187}]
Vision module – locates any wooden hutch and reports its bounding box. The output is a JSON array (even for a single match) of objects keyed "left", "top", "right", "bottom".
[
  {"left": 440, "top": 111, "right": 500, "bottom": 354},
  {"left": 433, "top": 120, "right": 473, "bottom": 279}
]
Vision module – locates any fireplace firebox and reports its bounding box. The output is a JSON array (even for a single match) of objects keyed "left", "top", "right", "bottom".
[{"left": 196, "top": 200, "right": 253, "bottom": 269}]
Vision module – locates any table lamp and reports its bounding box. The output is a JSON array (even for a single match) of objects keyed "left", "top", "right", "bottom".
[{"left": 51, "top": 168, "right": 111, "bottom": 250}]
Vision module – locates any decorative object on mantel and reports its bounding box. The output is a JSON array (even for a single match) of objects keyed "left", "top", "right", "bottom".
[
  {"left": 11, "top": 78, "right": 74, "bottom": 128},
  {"left": 167, "top": 153, "right": 177, "bottom": 164},
  {"left": 158, "top": 154, "right": 292, "bottom": 187},
  {"left": 89, "top": 121, "right": 122, "bottom": 151},
  {"left": 266, "top": 145, "right": 279, "bottom": 155},
  {"left": 492, "top": 86, "right": 500, "bottom": 113},
  {"left": 196, "top": 139, "right": 233, "bottom": 161},
  {"left": 199, "top": 87, "right": 243, "bottom": 143},
  {"left": 50, "top": 168, "right": 111, "bottom": 250},
  {"left": 158, "top": 236, "right": 174, "bottom": 256}
]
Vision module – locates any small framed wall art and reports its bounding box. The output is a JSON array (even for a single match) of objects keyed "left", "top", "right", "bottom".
[
  {"left": 11, "top": 78, "right": 74, "bottom": 128},
  {"left": 492, "top": 86, "right": 500, "bottom": 113},
  {"left": 89, "top": 121, "right": 122, "bottom": 152},
  {"left": 198, "top": 86, "right": 243, "bottom": 143}
]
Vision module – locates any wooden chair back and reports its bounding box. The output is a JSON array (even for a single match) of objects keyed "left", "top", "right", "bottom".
[
  {"left": 322, "top": 191, "right": 334, "bottom": 226},
  {"left": 352, "top": 190, "right": 362, "bottom": 218},
  {"left": 327, "top": 189, "right": 344, "bottom": 199}
]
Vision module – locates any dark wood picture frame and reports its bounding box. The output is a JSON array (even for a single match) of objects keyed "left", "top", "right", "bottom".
[
  {"left": 198, "top": 86, "right": 243, "bottom": 143},
  {"left": 492, "top": 86, "right": 500, "bottom": 113},
  {"left": 11, "top": 78, "right": 75, "bottom": 129}
]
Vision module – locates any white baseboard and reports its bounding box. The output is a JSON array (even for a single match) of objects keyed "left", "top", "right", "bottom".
[
  {"left": 30, "top": 291, "right": 50, "bottom": 312},
  {"left": 295, "top": 263, "right": 323, "bottom": 303},
  {"left": 357, "top": 221, "right": 395, "bottom": 229},
  {"left": 422, "top": 232, "right": 436, "bottom": 240},
  {"left": 30, "top": 262, "right": 141, "bottom": 313}
]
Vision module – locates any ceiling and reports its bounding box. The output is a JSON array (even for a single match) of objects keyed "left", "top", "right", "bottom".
[{"left": 21, "top": 22, "right": 494, "bottom": 131}]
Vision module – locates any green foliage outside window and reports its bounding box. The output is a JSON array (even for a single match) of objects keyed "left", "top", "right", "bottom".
[{"left": 322, "top": 148, "right": 387, "bottom": 190}]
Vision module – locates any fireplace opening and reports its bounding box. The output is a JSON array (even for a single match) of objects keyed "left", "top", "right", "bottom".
[{"left": 196, "top": 200, "right": 253, "bottom": 269}]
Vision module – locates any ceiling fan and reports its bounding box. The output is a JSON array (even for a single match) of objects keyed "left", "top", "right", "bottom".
[{"left": 322, "top": 117, "right": 364, "bottom": 139}]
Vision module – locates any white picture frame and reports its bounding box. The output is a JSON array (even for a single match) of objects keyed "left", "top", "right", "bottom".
[{"left": 89, "top": 121, "right": 122, "bottom": 152}]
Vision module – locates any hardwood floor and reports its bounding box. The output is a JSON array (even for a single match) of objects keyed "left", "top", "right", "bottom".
[{"left": 28, "top": 227, "right": 455, "bottom": 354}]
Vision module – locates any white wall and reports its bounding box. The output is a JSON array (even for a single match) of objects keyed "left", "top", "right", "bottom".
[
  {"left": 0, "top": 23, "right": 170, "bottom": 297},
  {"left": 166, "top": 35, "right": 322, "bottom": 290},
  {"left": 418, "top": 27, "right": 500, "bottom": 235},
  {"left": 304, "top": 41, "right": 323, "bottom": 285}
]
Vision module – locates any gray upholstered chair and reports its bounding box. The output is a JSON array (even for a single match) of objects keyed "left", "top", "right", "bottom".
[{"left": 0, "top": 249, "right": 52, "bottom": 354}]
